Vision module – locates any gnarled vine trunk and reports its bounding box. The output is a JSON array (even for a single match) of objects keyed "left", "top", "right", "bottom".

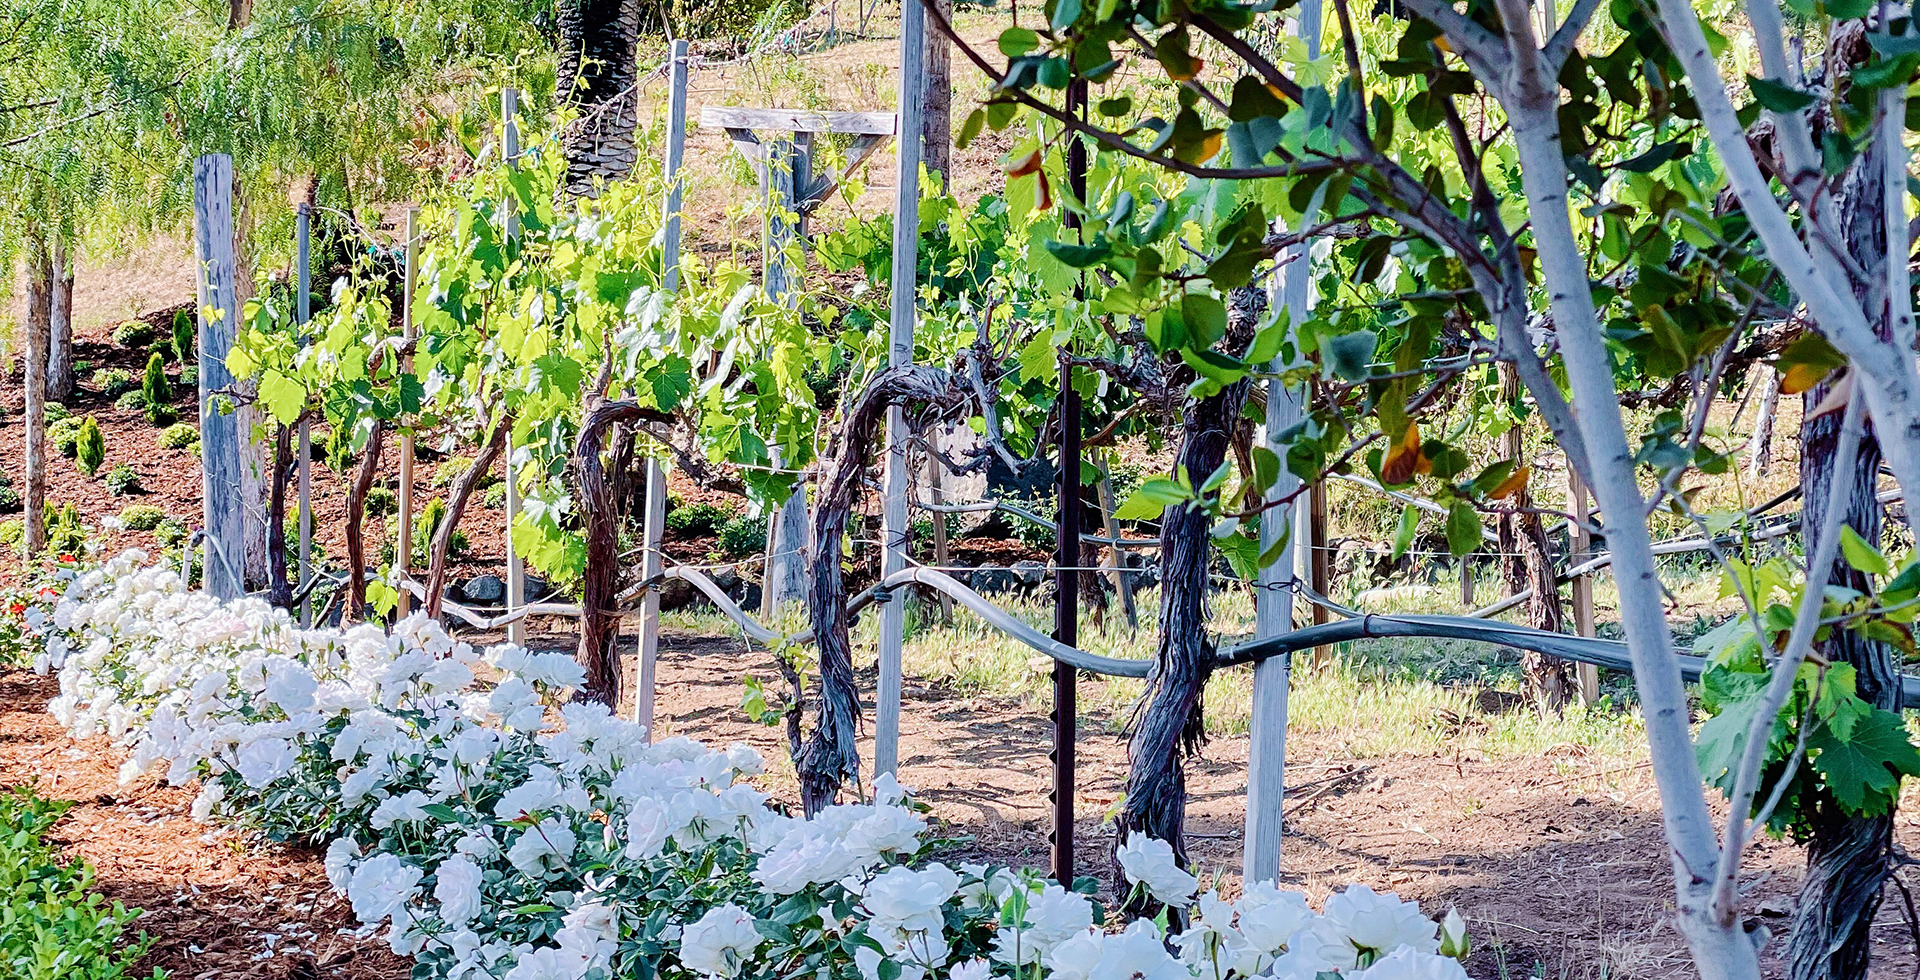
[
  {"left": 571, "top": 399, "right": 671, "bottom": 706},
  {"left": 1495, "top": 362, "right": 1572, "bottom": 709},
  {"left": 1786, "top": 38, "right": 1900, "bottom": 976},
  {"left": 344, "top": 421, "right": 386, "bottom": 622},
  {"left": 799, "top": 364, "right": 965, "bottom": 814},
  {"left": 265, "top": 423, "right": 295, "bottom": 609},
  {"left": 426, "top": 419, "right": 510, "bottom": 618},
  {"left": 1115, "top": 286, "right": 1261, "bottom": 891}
]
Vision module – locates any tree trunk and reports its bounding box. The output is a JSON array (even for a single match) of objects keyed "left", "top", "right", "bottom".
[
  {"left": 799, "top": 364, "right": 963, "bottom": 814},
  {"left": 20, "top": 242, "right": 51, "bottom": 555},
  {"left": 426, "top": 419, "right": 509, "bottom": 618},
  {"left": 1496, "top": 362, "right": 1573, "bottom": 709},
  {"left": 265, "top": 423, "right": 294, "bottom": 609},
  {"left": 1786, "top": 61, "right": 1900, "bottom": 980},
  {"left": 556, "top": 0, "right": 641, "bottom": 197},
  {"left": 46, "top": 238, "right": 73, "bottom": 404},
  {"left": 345, "top": 421, "right": 386, "bottom": 621},
  {"left": 1115, "top": 286, "right": 1261, "bottom": 895},
  {"left": 572, "top": 401, "right": 670, "bottom": 706}
]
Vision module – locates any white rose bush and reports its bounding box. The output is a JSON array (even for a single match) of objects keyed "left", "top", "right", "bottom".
[{"left": 14, "top": 551, "right": 1479, "bottom": 980}]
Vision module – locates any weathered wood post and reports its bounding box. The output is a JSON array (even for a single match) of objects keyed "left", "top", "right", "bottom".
[
  {"left": 296, "top": 204, "right": 314, "bottom": 626},
  {"left": 1568, "top": 466, "right": 1600, "bottom": 702},
  {"left": 1245, "top": 0, "right": 1323, "bottom": 877},
  {"left": 397, "top": 208, "right": 419, "bottom": 616},
  {"left": 1097, "top": 458, "right": 1137, "bottom": 630},
  {"left": 761, "top": 136, "right": 812, "bottom": 617},
  {"left": 926, "top": 458, "right": 953, "bottom": 624},
  {"left": 194, "top": 154, "right": 246, "bottom": 600},
  {"left": 502, "top": 87, "right": 527, "bottom": 645},
  {"left": 874, "top": 0, "right": 926, "bottom": 781},
  {"left": 634, "top": 38, "right": 690, "bottom": 734}
]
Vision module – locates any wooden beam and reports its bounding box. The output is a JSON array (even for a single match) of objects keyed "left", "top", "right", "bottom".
[{"left": 699, "top": 105, "right": 897, "bottom": 135}]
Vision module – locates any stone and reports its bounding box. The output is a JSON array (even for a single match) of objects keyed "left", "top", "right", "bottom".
[{"left": 461, "top": 574, "right": 506, "bottom": 603}]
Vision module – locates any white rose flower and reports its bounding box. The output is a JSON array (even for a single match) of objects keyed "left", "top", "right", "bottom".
[
  {"left": 949, "top": 959, "right": 991, "bottom": 980},
  {"left": 1115, "top": 833, "right": 1197, "bottom": 907},
  {"left": 348, "top": 853, "right": 422, "bottom": 925},
  {"left": 1323, "top": 885, "right": 1440, "bottom": 956},
  {"left": 234, "top": 737, "right": 298, "bottom": 788},
  {"left": 434, "top": 854, "right": 485, "bottom": 925},
  {"left": 1356, "top": 947, "right": 1471, "bottom": 980},
  {"left": 863, "top": 863, "right": 960, "bottom": 934},
  {"left": 1236, "top": 882, "right": 1315, "bottom": 954},
  {"left": 324, "top": 837, "right": 360, "bottom": 892},
  {"left": 502, "top": 945, "right": 590, "bottom": 980},
  {"left": 1088, "top": 920, "right": 1188, "bottom": 980},
  {"left": 506, "top": 818, "right": 578, "bottom": 877},
  {"left": 680, "top": 903, "right": 762, "bottom": 979}
]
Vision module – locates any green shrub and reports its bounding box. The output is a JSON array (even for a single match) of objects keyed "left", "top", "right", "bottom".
[
  {"left": 111, "top": 319, "right": 156, "bottom": 348},
  {"left": 172, "top": 308, "right": 195, "bottom": 364},
  {"left": 90, "top": 368, "right": 137, "bottom": 397},
  {"left": 365, "top": 486, "right": 398, "bottom": 518},
  {"left": 118, "top": 504, "right": 166, "bottom": 530},
  {"left": 70, "top": 360, "right": 92, "bottom": 376},
  {"left": 145, "top": 403, "right": 177, "bottom": 427},
  {"left": 0, "top": 520, "right": 20, "bottom": 552},
  {"left": 717, "top": 514, "right": 768, "bottom": 559},
  {"left": 75, "top": 417, "right": 105, "bottom": 477},
  {"left": 43, "top": 402, "right": 70, "bottom": 424},
  {"left": 481, "top": 482, "right": 509, "bottom": 509},
  {"left": 142, "top": 351, "right": 170, "bottom": 406},
  {"left": 665, "top": 501, "right": 736, "bottom": 537},
  {"left": 105, "top": 464, "right": 143, "bottom": 496},
  {"left": 180, "top": 365, "right": 199, "bottom": 389},
  {"left": 0, "top": 787, "right": 158, "bottom": 979},
  {"left": 114, "top": 390, "right": 149, "bottom": 412},
  {"left": 49, "top": 416, "right": 84, "bottom": 458},
  {"left": 154, "top": 518, "right": 189, "bottom": 548},
  {"left": 43, "top": 503, "right": 87, "bottom": 557},
  {"left": 0, "top": 484, "right": 17, "bottom": 514},
  {"left": 157, "top": 423, "right": 199, "bottom": 450}
]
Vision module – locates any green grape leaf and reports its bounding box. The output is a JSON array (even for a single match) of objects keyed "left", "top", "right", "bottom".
[{"left": 1808, "top": 706, "right": 1920, "bottom": 816}]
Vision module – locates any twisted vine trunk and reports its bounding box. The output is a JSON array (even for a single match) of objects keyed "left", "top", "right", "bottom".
[
  {"left": 799, "top": 364, "right": 964, "bottom": 814},
  {"left": 265, "top": 423, "right": 295, "bottom": 609},
  {"left": 1787, "top": 41, "right": 1899, "bottom": 976},
  {"left": 426, "top": 419, "right": 509, "bottom": 618},
  {"left": 1495, "top": 363, "right": 1572, "bottom": 709},
  {"left": 1115, "top": 287, "right": 1260, "bottom": 894},
  {"left": 556, "top": 0, "right": 641, "bottom": 197},
  {"left": 572, "top": 400, "right": 671, "bottom": 706},
  {"left": 344, "top": 421, "right": 386, "bottom": 622}
]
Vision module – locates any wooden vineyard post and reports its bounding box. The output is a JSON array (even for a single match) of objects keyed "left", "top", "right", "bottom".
[
  {"left": 699, "top": 106, "right": 895, "bottom": 619},
  {"left": 1097, "top": 458, "right": 1137, "bottom": 630},
  {"left": 194, "top": 154, "right": 246, "bottom": 600},
  {"left": 927, "top": 457, "right": 953, "bottom": 624},
  {"left": 296, "top": 204, "right": 314, "bottom": 626},
  {"left": 1568, "top": 466, "right": 1600, "bottom": 703},
  {"left": 634, "top": 38, "right": 689, "bottom": 734},
  {"left": 875, "top": 0, "right": 925, "bottom": 781},
  {"left": 1246, "top": 0, "right": 1322, "bottom": 877},
  {"left": 397, "top": 208, "right": 419, "bottom": 617},
  {"left": 502, "top": 87, "right": 527, "bottom": 646},
  {"left": 761, "top": 137, "right": 811, "bottom": 616}
]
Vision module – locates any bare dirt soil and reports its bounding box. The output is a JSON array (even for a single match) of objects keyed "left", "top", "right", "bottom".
[{"left": 11, "top": 619, "right": 1920, "bottom": 980}]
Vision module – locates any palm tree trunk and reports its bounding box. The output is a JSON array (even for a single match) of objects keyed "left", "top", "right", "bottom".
[{"left": 557, "top": 0, "right": 641, "bottom": 197}]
